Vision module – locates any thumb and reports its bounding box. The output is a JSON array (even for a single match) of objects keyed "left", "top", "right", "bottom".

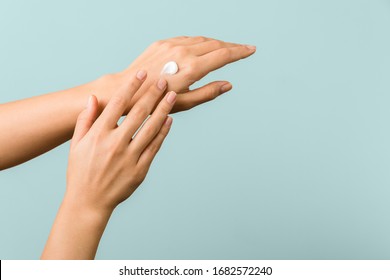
[{"left": 71, "top": 95, "right": 99, "bottom": 146}]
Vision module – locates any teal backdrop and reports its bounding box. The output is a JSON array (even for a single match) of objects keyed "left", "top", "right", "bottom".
[{"left": 0, "top": 0, "right": 389, "bottom": 259}]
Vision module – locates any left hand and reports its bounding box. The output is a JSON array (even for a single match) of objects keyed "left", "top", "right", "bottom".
[
  {"left": 92, "top": 36, "right": 256, "bottom": 113},
  {"left": 124, "top": 36, "right": 256, "bottom": 112}
]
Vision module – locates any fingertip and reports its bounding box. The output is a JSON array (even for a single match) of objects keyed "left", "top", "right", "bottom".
[
  {"left": 87, "top": 95, "right": 98, "bottom": 114},
  {"left": 166, "top": 91, "right": 177, "bottom": 105},
  {"left": 86, "top": 95, "right": 93, "bottom": 109},
  {"left": 245, "top": 45, "right": 257, "bottom": 52},
  {"left": 220, "top": 82, "right": 233, "bottom": 94},
  {"left": 136, "top": 70, "right": 147, "bottom": 81},
  {"left": 157, "top": 78, "right": 168, "bottom": 90},
  {"left": 73, "top": 95, "right": 99, "bottom": 145},
  {"left": 90, "top": 94, "right": 98, "bottom": 104},
  {"left": 165, "top": 116, "right": 173, "bottom": 127}
]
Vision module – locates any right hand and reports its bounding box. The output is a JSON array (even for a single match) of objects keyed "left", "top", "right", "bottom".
[{"left": 66, "top": 70, "right": 174, "bottom": 214}]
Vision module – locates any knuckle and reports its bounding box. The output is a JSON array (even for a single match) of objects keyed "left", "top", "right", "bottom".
[
  {"left": 173, "top": 45, "right": 188, "bottom": 57},
  {"left": 194, "top": 36, "right": 207, "bottom": 42},
  {"left": 110, "top": 95, "right": 127, "bottom": 108},
  {"left": 148, "top": 143, "right": 159, "bottom": 155},
  {"left": 219, "top": 48, "right": 231, "bottom": 58},
  {"left": 211, "top": 40, "right": 224, "bottom": 49},
  {"left": 91, "top": 129, "right": 105, "bottom": 144},
  {"left": 175, "top": 35, "right": 188, "bottom": 40},
  {"left": 151, "top": 40, "right": 164, "bottom": 48},
  {"left": 184, "top": 61, "right": 198, "bottom": 76},
  {"left": 151, "top": 82, "right": 166, "bottom": 96},
  {"left": 160, "top": 100, "right": 173, "bottom": 113},
  {"left": 131, "top": 104, "right": 148, "bottom": 120},
  {"left": 143, "top": 123, "right": 158, "bottom": 138},
  {"left": 205, "top": 87, "right": 219, "bottom": 101},
  {"left": 161, "top": 41, "right": 174, "bottom": 50},
  {"left": 183, "top": 62, "right": 203, "bottom": 82},
  {"left": 159, "top": 124, "right": 170, "bottom": 137},
  {"left": 107, "top": 140, "right": 121, "bottom": 154},
  {"left": 126, "top": 78, "right": 140, "bottom": 91}
]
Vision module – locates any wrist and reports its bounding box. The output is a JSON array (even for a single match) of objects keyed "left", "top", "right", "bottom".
[
  {"left": 61, "top": 192, "right": 113, "bottom": 228},
  {"left": 41, "top": 194, "right": 113, "bottom": 259},
  {"left": 82, "top": 72, "right": 127, "bottom": 112}
]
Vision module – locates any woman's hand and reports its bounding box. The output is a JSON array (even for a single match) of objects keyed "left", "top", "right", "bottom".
[
  {"left": 42, "top": 71, "right": 174, "bottom": 259},
  {"left": 67, "top": 71, "right": 174, "bottom": 213},
  {"left": 95, "top": 36, "right": 256, "bottom": 113}
]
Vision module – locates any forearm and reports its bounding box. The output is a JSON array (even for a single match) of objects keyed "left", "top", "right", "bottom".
[
  {"left": 41, "top": 195, "right": 112, "bottom": 260},
  {"left": 0, "top": 76, "right": 113, "bottom": 170}
]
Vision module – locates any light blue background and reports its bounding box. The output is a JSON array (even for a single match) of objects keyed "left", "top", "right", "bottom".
[{"left": 1, "top": 0, "right": 390, "bottom": 259}]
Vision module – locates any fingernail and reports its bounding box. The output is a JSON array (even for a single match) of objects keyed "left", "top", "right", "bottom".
[
  {"left": 245, "top": 45, "right": 256, "bottom": 51},
  {"left": 220, "top": 83, "right": 232, "bottom": 94},
  {"left": 166, "top": 91, "right": 177, "bottom": 104},
  {"left": 86, "top": 95, "right": 93, "bottom": 108},
  {"left": 136, "top": 70, "right": 146, "bottom": 81},
  {"left": 157, "top": 78, "right": 167, "bottom": 90},
  {"left": 165, "top": 116, "right": 173, "bottom": 127}
]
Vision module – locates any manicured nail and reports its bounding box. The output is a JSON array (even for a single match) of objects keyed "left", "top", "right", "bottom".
[
  {"left": 166, "top": 91, "right": 177, "bottom": 104},
  {"left": 136, "top": 70, "right": 146, "bottom": 81},
  {"left": 86, "top": 95, "right": 93, "bottom": 108},
  {"left": 157, "top": 78, "right": 167, "bottom": 90},
  {"left": 165, "top": 116, "right": 173, "bottom": 127},
  {"left": 245, "top": 45, "right": 256, "bottom": 50},
  {"left": 220, "top": 82, "right": 232, "bottom": 94}
]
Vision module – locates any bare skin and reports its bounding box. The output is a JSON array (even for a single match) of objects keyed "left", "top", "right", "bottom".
[
  {"left": 0, "top": 36, "right": 256, "bottom": 170},
  {"left": 41, "top": 71, "right": 175, "bottom": 259}
]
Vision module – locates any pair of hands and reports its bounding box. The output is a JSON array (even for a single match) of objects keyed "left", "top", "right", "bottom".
[
  {"left": 42, "top": 36, "right": 255, "bottom": 259},
  {"left": 68, "top": 36, "right": 256, "bottom": 213}
]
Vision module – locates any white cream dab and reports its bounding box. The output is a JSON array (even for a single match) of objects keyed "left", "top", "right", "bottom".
[{"left": 161, "top": 61, "right": 179, "bottom": 75}]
